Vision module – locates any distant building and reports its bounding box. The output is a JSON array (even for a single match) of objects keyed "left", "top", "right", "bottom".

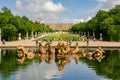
[
  {"left": 35, "top": 18, "right": 74, "bottom": 30},
  {"left": 47, "top": 23, "right": 74, "bottom": 30}
]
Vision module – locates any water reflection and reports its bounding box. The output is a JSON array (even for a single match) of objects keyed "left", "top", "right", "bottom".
[
  {"left": 0, "top": 48, "right": 120, "bottom": 80},
  {"left": 0, "top": 49, "right": 17, "bottom": 80},
  {"left": 34, "top": 52, "right": 79, "bottom": 72},
  {"left": 16, "top": 45, "right": 105, "bottom": 71},
  {"left": 16, "top": 46, "right": 35, "bottom": 64},
  {"left": 0, "top": 49, "right": 1, "bottom": 64},
  {"left": 80, "top": 50, "right": 120, "bottom": 80}
]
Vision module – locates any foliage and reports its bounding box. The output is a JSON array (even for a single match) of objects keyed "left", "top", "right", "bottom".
[
  {"left": 2, "top": 24, "right": 17, "bottom": 41},
  {"left": 70, "top": 5, "right": 120, "bottom": 41},
  {"left": 36, "top": 33, "right": 83, "bottom": 41},
  {"left": 0, "top": 7, "right": 51, "bottom": 41},
  {"left": 80, "top": 50, "right": 120, "bottom": 80},
  {"left": 0, "top": 49, "right": 34, "bottom": 79}
]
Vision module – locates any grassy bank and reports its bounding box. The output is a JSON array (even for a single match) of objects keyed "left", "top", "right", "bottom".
[{"left": 36, "top": 33, "right": 83, "bottom": 41}]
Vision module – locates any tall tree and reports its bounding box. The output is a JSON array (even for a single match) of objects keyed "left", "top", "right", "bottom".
[{"left": 2, "top": 24, "right": 17, "bottom": 41}]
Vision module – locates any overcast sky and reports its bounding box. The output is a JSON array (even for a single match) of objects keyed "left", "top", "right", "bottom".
[{"left": 0, "top": 0, "right": 120, "bottom": 23}]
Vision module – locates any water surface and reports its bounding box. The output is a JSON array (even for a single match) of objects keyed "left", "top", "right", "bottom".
[{"left": 0, "top": 48, "right": 120, "bottom": 80}]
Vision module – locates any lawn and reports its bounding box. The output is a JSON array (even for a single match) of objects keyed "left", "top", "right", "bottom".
[{"left": 36, "top": 32, "right": 83, "bottom": 41}]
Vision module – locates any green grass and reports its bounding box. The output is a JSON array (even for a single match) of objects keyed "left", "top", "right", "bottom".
[{"left": 36, "top": 33, "right": 83, "bottom": 41}]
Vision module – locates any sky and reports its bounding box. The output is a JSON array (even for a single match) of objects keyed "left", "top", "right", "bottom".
[{"left": 0, "top": 0, "right": 120, "bottom": 23}]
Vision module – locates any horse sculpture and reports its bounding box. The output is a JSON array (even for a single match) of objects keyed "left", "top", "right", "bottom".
[
  {"left": 38, "top": 42, "right": 47, "bottom": 54},
  {"left": 56, "top": 38, "right": 65, "bottom": 55},
  {"left": 92, "top": 47, "right": 105, "bottom": 62},
  {"left": 17, "top": 45, "right": 34, "bottom": 63},
  {"left": 71, "top": 42, "right": 82, "bottom": 55},
  {"left": 83, "top": 47, "right": 105, "bottom": 62},
  {"left": 64, "top": 41, "right": 71, "bottom": 54},
  {"left": 45, "top": 41, "right": 55, "bottom": 55},
  {"left": 16, "top": 38, "right": 106, "bottom": 64},
  {"left": 57, "top": 38, "right": 65, "bottom": 48}
]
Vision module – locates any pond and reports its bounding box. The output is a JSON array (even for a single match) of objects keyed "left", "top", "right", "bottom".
[{"left": 0, "top": 48, "right": 120, "bottom": 80}]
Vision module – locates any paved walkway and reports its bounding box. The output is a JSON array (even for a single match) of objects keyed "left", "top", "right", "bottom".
[{"left": 0, "top": 40, "right": 120, "bottom": 48}]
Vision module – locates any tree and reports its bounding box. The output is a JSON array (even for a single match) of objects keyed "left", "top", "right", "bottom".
[
  {"left": 2, "top": 24, "right": 17, "bottom": 41},
  {"left": 109, "top": 5, "right": 120, "bottom": 25},
  {"left": 100, "top": 17, "right": 114, "bottom": 30},
  {"left": 0, "top": 7, "right": 13, "bottom": 27},
  {"left": 100, "top": 17, "right": 114, "bottom": 40},
  {"left": 70, "top": 5, "right": 120, "bottom": 41}
]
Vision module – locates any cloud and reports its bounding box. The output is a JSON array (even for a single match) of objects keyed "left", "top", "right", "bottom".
[
  {"left": 62, "top": 18, "right": 84, "bottom": 24},
  {"left": 43, "top": 1, "right": 66, "bottom": 13},
  {"left": 65, "top": 16, "right": 92, "bottom": 24},
  {"left": 15, "top": 0, "right": 67, "bottom": 22},
  {"left": 15, "top": 62, "right": 62, "bottom": 80},
  {"left": 16, "top": 0, "right": 22, "bottom": 10},
  {"left": 84, "top": 0, "right": 120, "bottom": 15},
  {"left": 15, "top": 0, "right": 120, "bottom": 23},
  {"left": 85, "top": 16, "right": 92, "bottom": 22},
  {"left": 97, "top": 0, "right": 120, "bottom": 10}
]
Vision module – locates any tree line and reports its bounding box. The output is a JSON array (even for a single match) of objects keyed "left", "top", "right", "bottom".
[
  {"left": 70, "top": 5, "right": 120, "bottom": 41},
  {"left": 0, "top": 7, "right": 51, "bottom": 41}
]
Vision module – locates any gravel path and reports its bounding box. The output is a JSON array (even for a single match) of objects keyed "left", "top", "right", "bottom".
[{"left": 0, "top": 40, "right": 120, "bottom": 48}]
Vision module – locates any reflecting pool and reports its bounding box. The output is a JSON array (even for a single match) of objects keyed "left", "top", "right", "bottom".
[{"left": 0, "top": 48, "right": 120, "bottom": 80}]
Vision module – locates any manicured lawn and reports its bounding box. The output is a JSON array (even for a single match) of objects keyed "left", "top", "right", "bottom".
[{"left": 36, "top": 32, "right": 83, "bottom": 41}]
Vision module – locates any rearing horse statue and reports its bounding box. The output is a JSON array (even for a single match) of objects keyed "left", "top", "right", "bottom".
[
  {"left": 38, "top": 42, "right": 47, "bottom": 54},
  {"left": 45, "top": 41, "right": 55, "bottom": 55},
  {"left": 71, "top": 42, "right": 81, "bottom": 55}
]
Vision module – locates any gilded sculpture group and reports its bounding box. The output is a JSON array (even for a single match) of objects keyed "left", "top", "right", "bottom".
[{"left": 16, "top": 38, "right": 105, "bottom": 71}]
